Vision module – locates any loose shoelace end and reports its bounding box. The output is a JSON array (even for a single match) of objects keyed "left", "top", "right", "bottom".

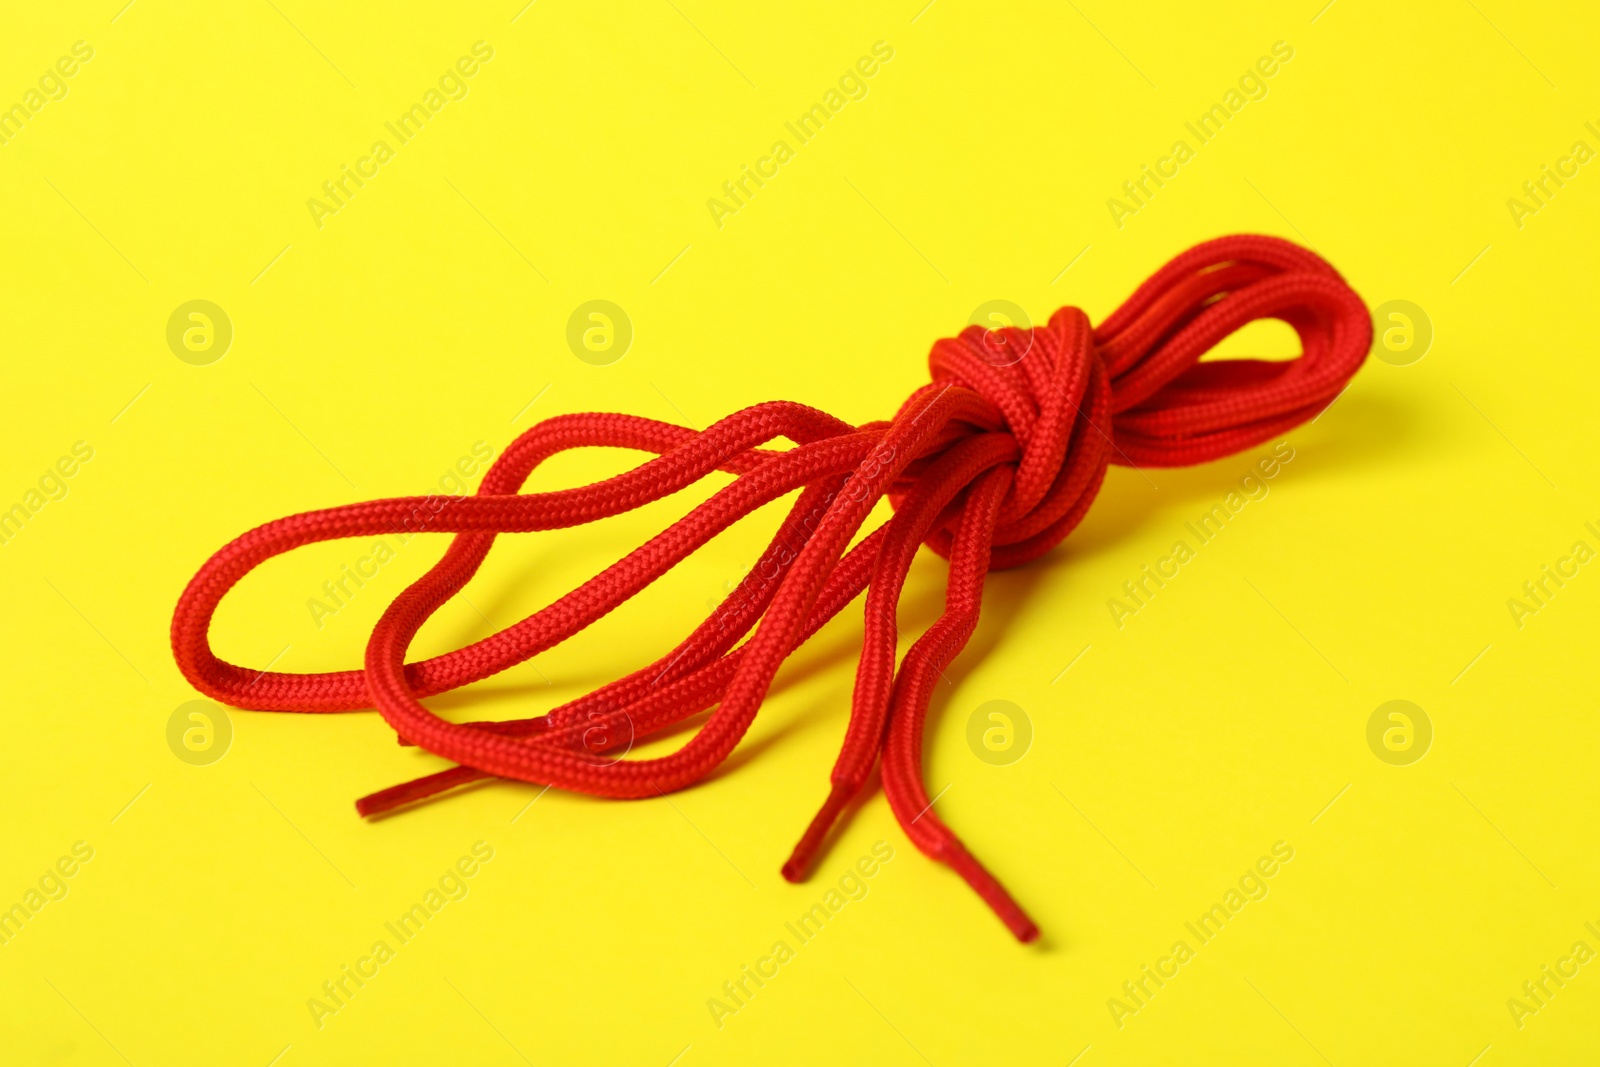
[
  {"left": 943, "top": 843, "right": 1040, "bottom": 943},
  {"left": 782, "top": 783, "right": 855, "bottom": 882}
]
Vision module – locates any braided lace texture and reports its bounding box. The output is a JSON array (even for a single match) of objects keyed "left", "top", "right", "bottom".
[{"left": 172, "top": 234, "right": 1371, "bottom": 941}]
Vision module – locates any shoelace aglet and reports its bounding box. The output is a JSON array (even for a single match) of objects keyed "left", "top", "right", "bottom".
[
  {"left": 355, "top": 765, "right": 480, "bottom": 817},
  {"left": 781, "top": 783, "right": 853, "bottom": 882},
  {"left": 941, "top": 840, "right": 1039, "bottom": 943}
]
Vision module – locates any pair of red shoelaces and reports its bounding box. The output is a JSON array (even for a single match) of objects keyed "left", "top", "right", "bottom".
[{"left": 172, "top": 234, "right": 1371, "bottom": 941}]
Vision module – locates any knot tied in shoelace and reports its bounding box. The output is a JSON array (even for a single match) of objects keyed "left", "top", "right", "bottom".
[{"left": 171, "top": 233, "right": 1371, "bottom": 942}]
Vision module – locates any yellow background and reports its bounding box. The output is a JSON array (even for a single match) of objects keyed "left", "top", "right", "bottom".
[{"left": 3, "top": 0, "right": 1598, "bottom": 1063}]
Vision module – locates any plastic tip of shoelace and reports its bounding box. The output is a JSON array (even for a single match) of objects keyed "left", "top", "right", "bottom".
[
  {"left": 781, "top": 784, "right": 854, "bottom": 883},
  {"left": 942, "top": 841, "right": 1041, "bottom": 944},
  {"left": 355, "top": 793, "right": 397, "bottom": 818},
  {"left": 1010, "top": 916, "right": 1042, "bottom": 944},
  {"left": 354, "top": 774, "right": 454, "bottom": 818}
]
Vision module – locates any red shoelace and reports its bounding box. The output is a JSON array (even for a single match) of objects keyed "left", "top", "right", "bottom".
[{"left": 172, "top": 234, "right": 1371, "bottom": 942}]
